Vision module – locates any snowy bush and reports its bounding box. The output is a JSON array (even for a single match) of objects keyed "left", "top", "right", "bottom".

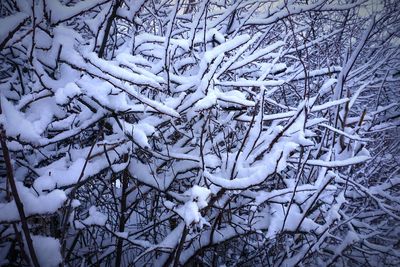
[{"left": 0, "top": 0, "right": 399, "bottom": 266}]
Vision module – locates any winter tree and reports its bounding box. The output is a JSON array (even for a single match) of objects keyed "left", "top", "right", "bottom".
[{"left": 0, "top": 0, "right": 399, "bottom": 266}]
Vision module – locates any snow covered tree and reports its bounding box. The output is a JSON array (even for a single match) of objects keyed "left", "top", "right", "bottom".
[{"left": 0, "top": 0, "right": 399, "bottom": 266}]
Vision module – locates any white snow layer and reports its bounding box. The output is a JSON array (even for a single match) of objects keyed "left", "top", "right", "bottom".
[
  {"left": 0, "top": 182, "right": 66, "bottom": 222},
  {"left": 31, "top": 235, "right": 62, "bottom": 267}
]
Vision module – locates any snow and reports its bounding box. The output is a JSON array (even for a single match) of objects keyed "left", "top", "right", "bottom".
[
  {"left": 194, "top": 88, "right": 255, "bottom": 111},
  {"left": 188, "top": 185, "right": 211, "bottom": 209},
  {"left": 204, "top": 154, "right": 221, "bottom": 168},
  {"left": 229, "top": 40, "right": 285, "bottom": 70},
  {"left": 0, "top": 1, "right": 394, "bottom": 265},
  {"left": 129, "top": 160, "right": 168, "bottom": 189},
  {"left": 25, "top": 98, "right": 59, "bottom": 137},
  {"left": 0, "top": 12, "right": 29, "bottom": 45},
  {"left": 51, "top": 26, "right": 85, "bottom": 65},
  {"left": 32, "top": 145, "right": 129, "bottom": 191},
  {"left": 247, "top": 2, "right": 331, "bottom": 26},
  {"left": 204, "top": 146, "right": 288, "bottom": 190},
  {"left": 319, "top": 123, "right": 370, "bottom": 141},
  {"left": 85, "top": 2, "right": 112, "bottom": 38},
  {"left": 175, "top": 186, "right": 211, "bottom": 226},
  {"left": 204, "top": 34, "right": 250, "bottom": 63},
  {"left": 121, "top": 120, "right": 155, "bottom": 148},
  {"left": 55, "top": 82, "right": 82, "bottom": 105},
  {"left": 85, "top": 53, "right": 162, "bottom": 89},
  {"left": 307, "top": 156, "right": 370, "bottom": 167},
  {"left": 176, "top": 201, "right": 203, "bottom": 226},
  {"left": 194, "top": 90, "right": 218, "bottom": 111},
  {"left": 236, "top": 97, "right": 350, "bottom": 122},
  {"left": 116, "top": 53, "right": 165, "bottom": 83},
  {"left": 0, "top": 97, "right": 42, "bottom": 143},
  {"left": 349, "top": 81, "right": 370, "bottom": 109},
  {"left": 75, "top": 206, "right": 107, "bottom": 229},
  {"left": 319, "top": 78, "right": 337, "bottom": 95},
  {"left": 71, "top": 199, "right": 81, "bottom": 208},
  {"left": 216, "top": 78, "right": 284, "bottom": 87},
  {"left": 31, "top": 235, "right": 62, "bottom": 267},
  {"left": 115, "top": 231, "right": 129, "bottom": 239},
  {"left": 0, "top": 182, "right": 67, "bottom": 222},
  {"left": 215, "top": 33, "right": 262, "bottom": 78},
  {"left": 134, "top": 33, "right": 190, "bottom": 51},
  {"left": 116, "top": 0, "right": 146, "bottom": 21},
  {"left": 46, "top": 0, "right": 107, "bottom": 24}
]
